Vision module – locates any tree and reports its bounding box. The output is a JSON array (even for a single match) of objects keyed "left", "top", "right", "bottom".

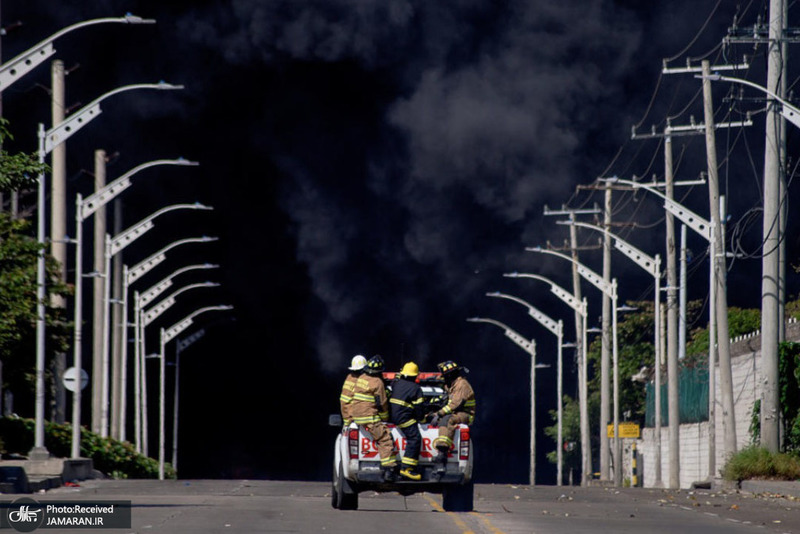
[
  {"left": 0, "top": 117, "right": 45, "bottom": 192},
  {"left": 0, "top": 120, "right": 66, "bottom": 414}
]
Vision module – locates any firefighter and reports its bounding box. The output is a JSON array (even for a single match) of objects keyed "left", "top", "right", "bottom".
[
  {"left": 389, "top": 362, "right": 426, "bottom": 481},
  {"left": 349, "top": 355, "right": 398, "bottom": 482},
  {"left": 339, "top": 354, "right": 367, "bottom": 426},
  {"left": 428, "top": 360, "right": 476, "bottom": 479}
]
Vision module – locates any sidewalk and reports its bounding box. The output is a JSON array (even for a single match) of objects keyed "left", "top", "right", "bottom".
[{"left": 0, "top": 457, "right": 95, "bottom": 493}]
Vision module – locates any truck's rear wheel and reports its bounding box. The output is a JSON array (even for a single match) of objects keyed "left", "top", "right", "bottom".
[
  {"left": 442, "top": 481, "right": 473, "bottom": 512},
  {"left": 333, "top": 463, "right": 358, "bottom": 510}
]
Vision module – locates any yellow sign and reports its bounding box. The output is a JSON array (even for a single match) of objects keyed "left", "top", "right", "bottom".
[{"left": 607, "top": 422, "right": 640, "bottom": 438}]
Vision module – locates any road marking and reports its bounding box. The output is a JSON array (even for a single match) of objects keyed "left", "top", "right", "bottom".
[
  {"left": 422, "top": 494, "right": 507, "bottom": 534},
  {"left": 470, "top": 511, "right": 508, "bottom": 534},
  {"left": 423, "top": 495, "right": 474, "bottom": 533}
]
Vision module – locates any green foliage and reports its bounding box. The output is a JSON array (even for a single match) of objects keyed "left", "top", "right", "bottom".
[
  {"left": 722, "top": 446, "right": 800, "bottom": 481},
  {"left": 686, "top": 306, "right": 761, "bottom": 358},
  {"left": 0, "top": 417, "right": 175, "bottom": 479},
  {"left": 0, "top": 213, "right": 72, "bottom": 398},
  {"left": 544, "top": 395, "right": 582, "bottom": 478},
  {"left": 0, "top": 118, "right": 46, "bottom": 192}
]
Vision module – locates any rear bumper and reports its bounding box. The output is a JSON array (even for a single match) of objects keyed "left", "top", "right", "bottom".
[{"left": 353, "top": 466, "right": 466, "bottom": 485}]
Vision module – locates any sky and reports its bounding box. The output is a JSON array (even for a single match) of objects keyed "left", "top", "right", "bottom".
[{"left": 2, "top": 1, "right": 798, "bottom": 484}]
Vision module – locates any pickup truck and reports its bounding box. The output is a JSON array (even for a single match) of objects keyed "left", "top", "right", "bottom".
[{"left": 330, "top": 372, "right": 474, "bottom": 511}]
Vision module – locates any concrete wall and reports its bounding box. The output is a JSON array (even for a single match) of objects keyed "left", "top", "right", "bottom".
[{"left": 633, "top": 318, "right": 799, "bottom": 489}]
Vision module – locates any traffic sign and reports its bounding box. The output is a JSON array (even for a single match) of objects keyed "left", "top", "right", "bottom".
[
  {"left": 607, "top": 422, "right": 640, "bottom": 438},
  {"left": 63, "top": 367, "right": 89, "bottom": 392}
]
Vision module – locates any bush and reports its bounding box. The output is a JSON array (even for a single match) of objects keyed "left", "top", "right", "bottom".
[
  {"left": 722, "top": 446, "right": 800, "bottom": 482},
  {"left": 0, "top": 416, "right": 175, "bottom": 479}
]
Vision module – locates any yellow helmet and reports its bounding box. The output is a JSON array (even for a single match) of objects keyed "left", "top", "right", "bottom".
[{"left": 400, "top": 362, "right": 419, "bottom": 377}]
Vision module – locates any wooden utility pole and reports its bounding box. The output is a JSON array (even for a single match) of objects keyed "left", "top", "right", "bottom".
[{"left": 701, "top": 60, "right": 737, "bottom": 461}]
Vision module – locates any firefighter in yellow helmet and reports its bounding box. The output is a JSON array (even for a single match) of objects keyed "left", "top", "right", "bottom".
[
  {"left": 389, "top": 362, "right": 426, "bottom": 480},
  {"left": 339, "top": 354, "right": 367, "bottom": 426},
  {"left": 428, "top": 360, "right": 476, "bottom": 479},
  {"left": 349, "top": 355, "right": 398, "bottom": 481}
]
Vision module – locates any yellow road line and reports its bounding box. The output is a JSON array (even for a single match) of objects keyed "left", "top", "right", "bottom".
[{"left": 422, "top": 494, "right": 507, "bottom": 534}]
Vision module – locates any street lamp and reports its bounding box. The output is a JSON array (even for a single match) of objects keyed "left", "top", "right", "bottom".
[
  {"left": 0, "top": 14, "right": 155, "bottom": 91},
  {"left": 172, "top": 329, "right": 206, "bottom": 472},
  {"left": 563, "top": 219, "right": 665, "bottom": 486},
  {"left": 485, "top": 291, "right": 565, "bottom": 486},
  {"left": 525, "top": 246, "right": 623, "bottom": 486},
  {"left": 72, "top": 159, "right": 198, "bottom": 457},
  {"left": 602, "top": 175, "right": 728, "bottom": 481},
  {"left": 36, "top": 84, "right": 184, "bottom": 460},
  {"left": 117, "top": 236, "right": 216, "bottom": 442},
  {"left": 159, "top": 305, "right": 233, "bottom": 479},
  {"left": 505, "top": 272, "right": 589, "bottom": 486},
  {"left": 100, "top": 203, "right": 213, "bottom": 437},
  {"left": 134, "top": 263, "right": 219, "bottom": 453},
  {"left": 466, "top": 316, "right": 549, "bottom": 486}
]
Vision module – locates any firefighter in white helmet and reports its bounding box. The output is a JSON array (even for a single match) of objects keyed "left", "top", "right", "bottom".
[{"left": 339, "top": 354, "right": 367, "bottom": 426}]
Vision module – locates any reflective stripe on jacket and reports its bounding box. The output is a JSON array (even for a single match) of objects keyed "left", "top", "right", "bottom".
[
  {"left": 389, "top": 377, "right": 424, "bottom": 426},
  {"left": 339, "top": 372, "right": 360, "bottom": 424},
  {"left": 438, "top": 376, "right": 476, "bottom": 423},
  {"left": 349, "top": 374, "right": 390, "bottom": 423}
]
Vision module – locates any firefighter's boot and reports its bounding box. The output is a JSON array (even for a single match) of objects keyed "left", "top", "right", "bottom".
[
  {"left": 399, "top": 467, "right": 422, "bottom": 481},
  {"left": 382, "top": 465, "right": 398, "bottom": 482},
  {"left": 432, "top": 449, "right": 448, "bottom": 480}
]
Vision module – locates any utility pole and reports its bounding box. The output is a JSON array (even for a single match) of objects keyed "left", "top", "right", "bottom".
[
  {"left": 702, "top": 59, "right": 737, "bottom": 461},
  {"left": 92, "top": 150, "right": 107, "bottom": 434},
  {"left": 544, "top": 204, "right": 601, "bottom": 485},
  {"left": 600, "top": 187, "right": 613, "bottom": 483},
  {"left": 760, "top": 0, "right": 786, "bottom": 453},
  {"left": 631, "top": 91, "right": 749, "bottom": 487},
  {"left": 110, "top": 199, "right": 124, "bottom": 439},
  {"left": 50, "top": 59, "right": 67, "bottom": 424}
]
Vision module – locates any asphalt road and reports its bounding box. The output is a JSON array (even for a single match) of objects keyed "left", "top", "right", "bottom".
[{"left": 8, "top": 479, "right": 799, "bottom": 533}]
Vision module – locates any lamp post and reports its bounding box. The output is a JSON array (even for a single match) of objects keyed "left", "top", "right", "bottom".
[
  {"left": 505, "top": 272, "right": 588, "bottom": 486},
  {"left": 134, "top": 263, "right": 219, "bottom": 453},
  {"left": 117, "top": 236, "right": 216, "bottom": 442},
  {"left": 526, "top": 246, "right": 622, "bottom": 486},
  {"left": 466, "top": 316, "right": 549, "bottom": 486},
  {"left": 172, "top": 329, "right": 206, "bottom": 472},
  {"left": 564, "top": 219, "right": 665, "bottom": 486},
  {"left": 702, "top": 72, "right": 798, "bottom": 455},
  {"left": 72, "top": 159, "right": 198, "bottom": 456},
  {"left": 484, "top": 291, "right": 565, "bottom": 486},
  {"left": 100, "top": 203, "right": 213, "bottom": 437},
  {"left": 602, "top": 176, "right": 727, "bottom": 481},
  {"left": 0, "top": 14, "right": 155, "bottom": 91},
  {"left": 37, "top": 83, "right": 184, "bottom": 459},
  {"left": 159, "top": 306, "right": 233, "bottom": 479}
]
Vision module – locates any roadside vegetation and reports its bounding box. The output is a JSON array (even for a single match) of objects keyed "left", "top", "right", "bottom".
[
  {"left": 0, "top": 416, "right": 176, "bottom": 479},
  {"left": 546, "top": 298, "right": 800, "bottom": 483}
]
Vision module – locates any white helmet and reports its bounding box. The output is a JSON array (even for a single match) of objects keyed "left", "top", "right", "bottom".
[{"left": 349, "top": 354, "right": 367, "bottom": 371}]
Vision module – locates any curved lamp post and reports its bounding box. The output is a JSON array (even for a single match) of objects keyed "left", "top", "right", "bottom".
[
  {"left": 72, "top": 158, "right": 198, "bottom": 457},
  {"left": 485, "top": 291, "right": 564, "bottom": 486},
  {"left": 526, "top": 245, "right": 621, "bottom": 485},
  {"left": 505, "top": 272, "right": 589, "bottom": 486},
  {"left": 117, "top": 236, "right": 216, "bottom": 442},
  {"left": 602, "top": 175, "right": 727, "bottom": 481},
  {"left": 564, "top": 219, "right": 665, "bottom": 487},
  {"left": 100, "top": 203, "right": 212, "bottom": 437},
  {"left": 134, "top": 263, "right": 219, "bottom": 453},
  {"left": 159, "top": 305, "right": 233, "bottom": 479},
  {"left": 0, "top": 14, "right": 155, "bottom": 91},
  {"left": 36, "top": 83, "right": 184, "bottom": 460},
  {"left": 466, "top": 316, "right": 548, "bottom": 486}
]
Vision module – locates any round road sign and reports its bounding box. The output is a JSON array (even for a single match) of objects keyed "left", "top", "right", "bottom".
[{"left": 63, "top": 367, "right": 89, "bottom": 392}]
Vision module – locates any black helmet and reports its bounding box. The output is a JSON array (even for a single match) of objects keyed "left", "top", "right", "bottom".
[
  {"left": 366, "top": 355, "right": 385, "bottom": 374},
  {"left": 438, "top": 360, "right": 460, "bottom": 377}
]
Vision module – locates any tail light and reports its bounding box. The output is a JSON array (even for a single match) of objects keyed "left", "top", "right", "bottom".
[
  {"left": 459, "top": 428, "right": 470, "bottom": 460},
  {"left": 348, "top": 429, "right": 359, "bottom": 459}
]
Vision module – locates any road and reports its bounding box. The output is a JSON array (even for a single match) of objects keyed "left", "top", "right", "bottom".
[{"left": 7, "top": 479, "right": 798, "bottom": 533}]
